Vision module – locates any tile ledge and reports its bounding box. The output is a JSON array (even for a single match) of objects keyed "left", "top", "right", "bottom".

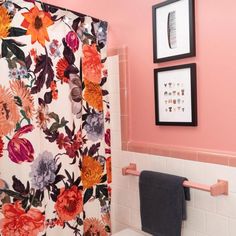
[{"left": 123, "top": 141, "right": 236, "bottom": 167}]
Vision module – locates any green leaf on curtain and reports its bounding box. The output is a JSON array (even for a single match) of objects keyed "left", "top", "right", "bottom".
[
  {"left": 76, "top": 217, "right": 83, "bottom": 226},
  {"left": 31, "top": 54, "right": 54, "bottom": 94},
  {"left": 44, "top": 91, "right": 53, "bottom": 104},
  {"left": 15, "top": 122, "right": 21, "bottom": 131},
  {"left": 102, "top": 90, "right": 109, "bottom": 96},
  {"left": 31, "top": 197, "right": 42, "bottom": 208},
  {"left": 101, "top": 58, "right": 107, "bottom": 64},
  {"left": 1, "top": 40, "right": 8, "bottom": 58},
  {"left": 88, "top": 143, "right": 100, "bottom": 156},
  {"left": 100, "top": 77, "right": 107, "bottom": 86},
  {"left": 100, "top": 174, "right": 107, "bottom": 183},
  {"left": 54, "top": 175, "right": 65, "bottom": 185},
  {"left": 96, "top": 184, "right": 108, "bottom": 198},
  {"left": 6, "top": 57, "right": 18, "bottom": 69},
  {"left": 105, "top": 225, "right": 111, "bottom": 233},
  {"left": 55, "top": 162, "right": 62, "bottom": 175},
  {"left": 25, "top": 54, "right": 32, "bottom": 70},
  {"left": 83, "top": 188, "right": 93, "bottom": 204},
  {"left": 61, "top": 117, "right": 68, "bottom": 126},
  {"left": 74, "top": 176, "right": 81, "bottom": 186},
  {"left": 12, "top": 176, "right": 26, "bottom": 194},
  {"left": 14, "top": 96, "right": 23, "bottom": 106},
  {"left": 0, "top": 189, "right": 26, "bottom": 201},
  {"left": 3, "top": 39, "right": 26, "bottom": 62},
  {"left": 9, "top": 27, "right": 27, "bottom": 37},
  {"left": 64, "top": 169, "right": 74, "bottom": 185},
  {"left": 49, "top": 112, "right": 60, "bottom": 123},
  {"left": 49, "top": 122, "right": 60, "bottom": 133},
  {"left": 20, "top": 110, "right": 30, "bottom": 125}
]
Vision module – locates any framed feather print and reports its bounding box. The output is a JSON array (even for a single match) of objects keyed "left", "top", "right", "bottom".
[{"left": 152, "top": 0, "right": 196, "bottom": 63}]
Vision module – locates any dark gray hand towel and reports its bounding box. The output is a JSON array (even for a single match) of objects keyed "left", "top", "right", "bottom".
[{"left": 139, "top": 171, "right": 190, "bottom": 236}]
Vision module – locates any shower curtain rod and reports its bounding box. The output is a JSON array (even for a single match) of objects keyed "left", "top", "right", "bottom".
[
  {"left": 40, "top": 1, "right": 108, "bottom": 24},
  {"left": 122, "top": 163, "right": 229, "bottom": 197}
]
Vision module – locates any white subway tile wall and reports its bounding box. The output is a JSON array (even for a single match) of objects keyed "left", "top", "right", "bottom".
[{"left": 107, "top": 56, "right": 236, "bottom": 236}]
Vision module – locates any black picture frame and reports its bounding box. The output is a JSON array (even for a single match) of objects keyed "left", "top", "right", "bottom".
[
  {"left": 152, "top": 0, "right": 196, "bottom": 63},
  {"left": 154, "top": 63, "right": 197, "bottom": 126}
]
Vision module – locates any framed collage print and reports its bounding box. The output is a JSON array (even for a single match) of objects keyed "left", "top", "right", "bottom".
[{"left": 154, "top": 63, "right": 197, "bottom": 126}]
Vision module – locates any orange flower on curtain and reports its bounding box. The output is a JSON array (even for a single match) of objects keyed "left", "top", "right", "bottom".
[
  {"left": 84, "top": 78, "right": 103, "bottom": 111},
  {"left": 106, "top": 156, "right": 112, "bottom": 184},
  {"left": 82, "top": 44, "right": 103, "bottom": 84},
  {"left": 0, "top": 6, "right": 11, "bottom": 38},
  {"left": 0, "top": 86, "right": 20, "bottom": 136},
  {"left": 10, "top": 80, "right": 35, "bottom": 119},
  {"left": 21, "top": 6, "right": 54, "bottom": 46},
  {"left": 81, "top": 155, "right": 103, "bottom": 189}
]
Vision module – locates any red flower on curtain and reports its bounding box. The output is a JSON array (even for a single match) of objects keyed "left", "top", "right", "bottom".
[
  {"left": 65, "top": 31, "right": 79, "bottom": 52},
  {"left": 56, "top": 58, "right": 69, "bottom": 83},
  {"left": 106, "top": 157, "right": 112, "bottom": 184},
  {"left": 7, "top": 124, "right": 34, "bottom": 163},
  {"left": 105, "top": 129, "right": 111, "bottom": 147},
  {"left": 0, "top": 201, "right": 45, "bottom": 236},
  {"left": 55, "top": 185, "right": 83, "bottom": 222},
  {"left": 0, "top": 137, "right": 3, "bottom": 158}
]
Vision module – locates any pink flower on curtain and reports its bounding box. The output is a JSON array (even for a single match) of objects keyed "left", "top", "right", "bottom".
[
  {"left": 8, "top": 124, "right": 34, "bottom": 164},
  {"left": 83, "top": 218, "right": 107, "bottom": 236},
  {"left": 65, "top": 31, "right": 79, "bottom": 52}
]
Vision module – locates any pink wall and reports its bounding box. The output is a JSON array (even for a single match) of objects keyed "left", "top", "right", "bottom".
[{"left": 46, "top": 0, "right": 236, "bottom": 153}]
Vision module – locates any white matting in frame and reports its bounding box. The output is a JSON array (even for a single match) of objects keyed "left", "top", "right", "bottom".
[
  {"left": 154, "top": 63, "right": 197, "bottom": 126},
  {"left": 152, "top": 0, "right": 195, "bottom": 63}
]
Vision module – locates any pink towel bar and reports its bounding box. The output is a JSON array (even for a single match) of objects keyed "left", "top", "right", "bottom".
[{"left": 122, "top": 163, "right": 228, "bottom": 197}]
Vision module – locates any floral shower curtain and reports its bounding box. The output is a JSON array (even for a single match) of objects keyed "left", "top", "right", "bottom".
[{"left": 0, "top": 0, "right": 111, "bottom": 235}]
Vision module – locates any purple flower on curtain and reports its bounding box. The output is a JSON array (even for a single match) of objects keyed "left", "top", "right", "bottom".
[
  {"left": 9, "top": 68, "right": 19, "bottom": 80},
  {"left": 8, "top": 125, "right": 34, "bottom": 164},
  {"left": 94, "top": 21, "right": 108, "bottom": 45},
  {"left": 69, "top": 74, "right": 82, "bottom": 119},
  {"left": 49, "top": 39, "right": 61, "bottom": 58},
  {"left": 3, "top": 1, "right": 16, "bottom": 15},
  {"left": 30, "top": 151, "right": 57, "bottom": 191},
  {"left": 84, "top": 112, "right": 104, "bottom": 142},
  {"left": 65, "top": 31, "right": 79, "bottom": 52}
]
